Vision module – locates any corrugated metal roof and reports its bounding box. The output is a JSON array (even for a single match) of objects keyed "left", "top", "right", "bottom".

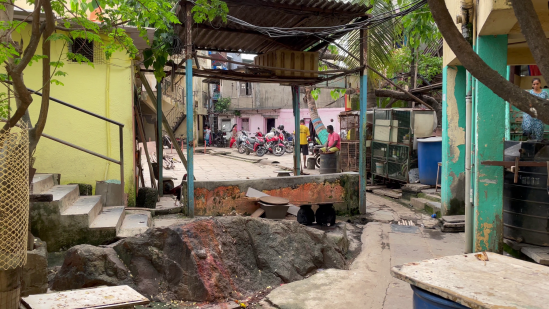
[{"left": 179, "top": 0, "right": 370, "bottom": 54}]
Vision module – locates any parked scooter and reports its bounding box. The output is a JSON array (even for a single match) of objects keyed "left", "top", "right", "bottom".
[
  {"left": 213, "top": 130, "right": 227, "bottom": 148},
  {"left": 243, "top": 131, "right": 267, "bottom": 157},
  {"left": 276, "top": 125, "right": 294, "bottom": 153}
]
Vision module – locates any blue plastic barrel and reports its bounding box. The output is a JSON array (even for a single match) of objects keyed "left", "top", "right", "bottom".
[
  {"left": 417, "top": 137, "right": 442, "bottom": 185},
  {"left": 412, "top": 286, "right": 468, "bottom": 309}
]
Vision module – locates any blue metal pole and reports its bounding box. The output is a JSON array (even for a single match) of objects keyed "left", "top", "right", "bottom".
[
  {"left": 186, "top": 59, "right": 194, "bottom": 217},
  {"left": 293, "top": 86, "right": 301, "bottom": 175},
  {"left": 157, "top": 81, "right": 163, "bottom": 197},
  {"left": 359, "top": 29, "right": 368, "bottom": 214}
]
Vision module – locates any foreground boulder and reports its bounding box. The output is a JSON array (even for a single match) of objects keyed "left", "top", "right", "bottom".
[{"left": 51, "top": 217, "right": 349, "bottom": 302}]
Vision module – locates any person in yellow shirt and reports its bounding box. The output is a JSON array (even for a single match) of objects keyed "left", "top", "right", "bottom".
[{"left": 299, "top": 119, "right": 310, "bottom": 170}]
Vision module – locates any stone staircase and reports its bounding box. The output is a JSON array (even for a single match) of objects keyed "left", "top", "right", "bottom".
[{"left": 30, "top": 174, "right": 151, "bottom": 252}]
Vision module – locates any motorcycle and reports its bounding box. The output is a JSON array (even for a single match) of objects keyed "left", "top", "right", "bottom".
[
  {"left": 243, "top": 131, "right": 267, "bottom": 157},
  {"left": 263, "top": 129, "right": 285, "bottom": 156},
  {"left": 276, "top": 125, "right": 294, "bottom": 154},
  {"left": 308, "top": 136, "right": 322, "bottom": 168},
  {"left": 236, "top": 132, "right": 248, "bottom": 154},
  {"left": 213, "top": 130, "right": 227, "bottom": 148}
]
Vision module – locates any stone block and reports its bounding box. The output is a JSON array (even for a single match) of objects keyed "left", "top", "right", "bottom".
[
  {"left": 136, "top": 187, "right": 158, "bottom": 209},
  {"left": 425, "top": 201, "right": 442, "bottom": 218},
  {"left": 402, "top": 184, "right": 431, "bottom": 193},
  {"left": 401, "top": 189, "right": 418, "bottom": 201},
  {"left": 21, "top": 238, "right": 48, "bottom": 297},
  {"left": 410, "top": 198, "right": 430, "bottom": 211},
  {"left": 418, "top": 193, "right": 441, "bottom": 202}
]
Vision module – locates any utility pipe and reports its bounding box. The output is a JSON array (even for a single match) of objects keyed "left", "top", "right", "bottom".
[{"left": 461, "top": 0, "right": 474, "bottom": 253}]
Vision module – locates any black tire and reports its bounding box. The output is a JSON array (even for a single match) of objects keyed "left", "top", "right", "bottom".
[
  {"left": 315, "top": 155, "right": 321, "bottom": 168},
  {"left": 285, "top": 144, "right": 294, "bottom": 153},
  {"left": 238, "top": 144, "right": 246, "bottom": 154},
  {"left": 256, "top": 146, "right": 267, "bottom": 157},
  {"left": 273, "top": 145, "right": 285, "bottom": 156}
]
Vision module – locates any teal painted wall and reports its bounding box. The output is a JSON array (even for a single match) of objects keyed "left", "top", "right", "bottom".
[
  {"left": 473, "top": 35, "right": 508, "bottom": 253},
  {"left": 441, "top": 66, "right": 467, "bottom": 215}
]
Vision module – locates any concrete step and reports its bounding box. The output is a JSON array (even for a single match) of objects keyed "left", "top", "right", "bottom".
[
  {"left": 117, "top": 210, "right": 152, "bottom": 238},
  {"left": 36, "top": 185, "right": 80, "bottom": 213},
  {"left": 410, "top": 198, "right": 430, "bottom": 211},
  {"left": 90, "top": 206, "right": 125, "bottom": 233},
  {"left": 425, "top": 201, "right": 442, "bottom": 217},
  {"left": 31, "top": 174, "right": 55, "bottom": 194},
  {"left": 61, "top": 195, "right": 103, "bottom": 226}
]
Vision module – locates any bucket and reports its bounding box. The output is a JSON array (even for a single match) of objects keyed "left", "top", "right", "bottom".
[
  {"left": 306, "top": 157, "right": 316, "bottom": 170},
  {"left": 319, "top": 152, "right": 337, "bottom": 174},
  {"left": 375, "top": 162, "right": 384, "bottom": 174},
  {"left": 417, "top": 137, "right": 442, "bottom": 185},
  {"left": 411, "top": 286, "right": 468, "bottom": 309}
]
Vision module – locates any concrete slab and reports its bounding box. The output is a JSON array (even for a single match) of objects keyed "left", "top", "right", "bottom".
[
  {"left": 31, "top": 174, "right": 54, "bottom": 194},
  {"left": 392, "top": 252, "right": 549, "bottom": 309},
  {"left": 89, "top": 206, "right": 125, "bottom": 232},
  {"left": 39, "top": 185, "right": 80, "bottom": 213},
  {"left": 117, "top": 211, "right": 152, "bottom": 238},
  {"left": 425, "top": 201, "right": 442, "bottom": 216},
  {"left": 155, "top": 196, "right": 183, "bottom": 215},
  {"left": 61, "top": 195, "right": 102, "bottom": 225},
  {"left": 442, "top": 215, "right": 465, "bottom": 223},
  {"left": 409, "top": 198, "right": 429, "bottom": 211}
]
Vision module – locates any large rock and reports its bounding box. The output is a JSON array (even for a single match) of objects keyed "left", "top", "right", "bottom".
[
  {"left": 21, "top": 238, "right": 48, "bottom": 296},
  {"left": 51, "top": 217, "right": 348, "bottom": 302},
  {"left": 51, "top": 245, "right": 133, "bottom": 291}
]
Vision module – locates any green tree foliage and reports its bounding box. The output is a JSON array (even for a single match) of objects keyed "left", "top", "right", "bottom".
[
  {"left": 387, "top": 46, "right": 442, "bottom": 86},
  {"left": 214, "top": 97, "right": 231, "bottom": 112}
]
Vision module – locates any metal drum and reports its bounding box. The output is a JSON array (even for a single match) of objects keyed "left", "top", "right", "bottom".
[
  {"left": 504, "top": 141, "right": 549, "bottom": 246},
  {"left": 319, "top": 152, "right": 337, "bottom": 174}
]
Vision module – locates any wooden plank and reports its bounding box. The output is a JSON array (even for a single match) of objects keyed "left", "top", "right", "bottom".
[
  {"left": 521, "top": 246, "right": 549, "bottom": 265},
  {"left": 391, "top": 253, "right": 549, "bottom": 309},
  {"left": 21, "top": 285, "right": 149, "bottom": 309},
  {"left": 251, "top": 208, "right": 265, "bottom": 218}
]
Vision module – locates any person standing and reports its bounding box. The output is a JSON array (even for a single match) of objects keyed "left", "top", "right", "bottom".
[
  {"left": 229, "top": 124, "right": 238, "bottom": 148},
  {"left": 299, "top": 119, "right": 310, "bottom": 170},
  {"left": 523, "top": 78, "right": 549, "bottom": 140},
  {"left": 204, "top": 125, "right": 211, "bottom": 146},
  {"left": 321, "top": 125, "right": 340, "bottom": 153}
]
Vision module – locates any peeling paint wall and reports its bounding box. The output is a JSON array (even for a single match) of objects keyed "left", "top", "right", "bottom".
[
  {"left": 441, "top": 66, "right": 466, "bottom": 215},
  {"left": 190, "top": 173, "right": 359, "bottom": 216},
  {"left": 473, "top": 35, "right": 507, "bottom": 253}
]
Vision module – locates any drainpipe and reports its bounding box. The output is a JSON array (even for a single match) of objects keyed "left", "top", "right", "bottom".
[{"left": 459, "top": 0, "right": 474, "bottom": 253}]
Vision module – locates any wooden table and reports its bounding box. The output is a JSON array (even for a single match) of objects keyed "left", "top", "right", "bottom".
[{"left": 391, "top": 252, "right": 549, "bottom": 309}]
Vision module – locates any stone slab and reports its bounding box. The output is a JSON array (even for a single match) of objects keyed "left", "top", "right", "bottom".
[
  {"left": 442, "top": 215, "right": 465, "bottom": 223},
  {"left": 366, "top": 185, "right": 386, "bottom": 191},
  {"left": 31, "top": 174, "right": 54, "bottom": 194},
  {"left": 39, "top": 185, "right": 80, "bottom": 213},
  {"left": 21, "top": 285, "right": 149, "bottom": 309},
  {"left": 521, "top": 246, "right": 549, "bottom": 265},
  {"left": 373, "top": 189, "right": 402, "bottom": 199},
  {"left": 90, "top": 206, "right": 125, "bottom": 232},
  {"left": 61, "top": 195, "right": 103, "bottom": 226},
  {"left": 117, "top": 211, "right": 152, "bottom": 238},
  {"left": 402, "top": 184, "right": 431, "bottom": 193},
  {"left": 409, "top": 198, "right": 430, "bottom": 211},
  {"left": 392, "top": 252, "right": 549, "bottom": 309}
]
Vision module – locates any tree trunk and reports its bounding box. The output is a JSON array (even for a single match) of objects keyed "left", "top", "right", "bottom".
[
  {"left": 510, "top": 0, "right": 549, "bottom": 81},
  {"left": 29, "top": 0, "right": 55, "bottom": 156},
  {"left": 409, "top": 46, "right": 416, "bottom": 107},
  {"left": 427, "top": 0, "right": 549, "bottom": 124},
  {"left": 303, "top": 87, "right": 328, "bottom": 144}
]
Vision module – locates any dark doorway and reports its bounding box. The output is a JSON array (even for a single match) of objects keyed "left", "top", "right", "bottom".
[{"left": 266, "top": 118, "right": 275, "bottom": 133}]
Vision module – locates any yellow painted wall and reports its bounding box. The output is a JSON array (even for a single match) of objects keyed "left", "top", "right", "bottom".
[{"left": 4, "top": 24, "right": 135, "bottom": 201}]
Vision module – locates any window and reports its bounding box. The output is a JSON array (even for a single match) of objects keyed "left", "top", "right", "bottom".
[
  {"left": 241, "top": 118, "right": 249, "bottom": 131},
  {"left": 240, "top": 82, "right": 252, "bottom": 96},
  {"left": 71, "top": 38, "right": 94, "bottom": 62}
]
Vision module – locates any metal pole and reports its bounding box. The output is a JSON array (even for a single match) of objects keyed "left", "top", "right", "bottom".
[
  {"left": 157, "top": 81, "right": 163, "bottom": 197},
  {"left": 119, "top": 125, "right": 125, "bottom": 205},
  {"left": 185, "top": 1, "right": 194, "bottom": 218},
  {"left": 293, "top": 86, "right": 301, "bottom": 175},
  {"left": 359, "top": 29, "right": 368, "bottom": 215},
  {"left": 465, "top": 70, "right": 473, "bottom": 253}
]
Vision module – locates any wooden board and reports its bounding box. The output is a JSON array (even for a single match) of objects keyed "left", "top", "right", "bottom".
[
  {"left": 260, "top": 196, "right": 290, "bottom": 205},
  {"left": 251, "top": 208, "right": 265, "bottom": 218},
  {"left": 521, "top": 246, "right": 549, "bottom": 265},
  {"left": 391, "top": 252, "right": 549, "bottom": 309},
  {"left": 21, "top": 285, "right": 149, "bottom": 309}
]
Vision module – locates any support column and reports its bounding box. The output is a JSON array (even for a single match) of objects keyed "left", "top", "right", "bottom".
[
  {"left": 473, "top": 35, "right": 508, "bottom": 253},
  {"left": 185, "top": 2, "right": 194, "bottom": 218},
  {"left": 359, "top": 29, "right": 368, "bottom": 214},
  {"left": 157, "top": 81, "right": 163, "bottom": 197},
  {"left": 441, "top": 66, "right": 466, "bottom": 216},
  {"left": 292, "top": 86, "right": 300, "bottom": 176}
]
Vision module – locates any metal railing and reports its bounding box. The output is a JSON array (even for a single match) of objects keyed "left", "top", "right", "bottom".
[{"left": 27, "top": 88, "right": 125, "bottom": 203}]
